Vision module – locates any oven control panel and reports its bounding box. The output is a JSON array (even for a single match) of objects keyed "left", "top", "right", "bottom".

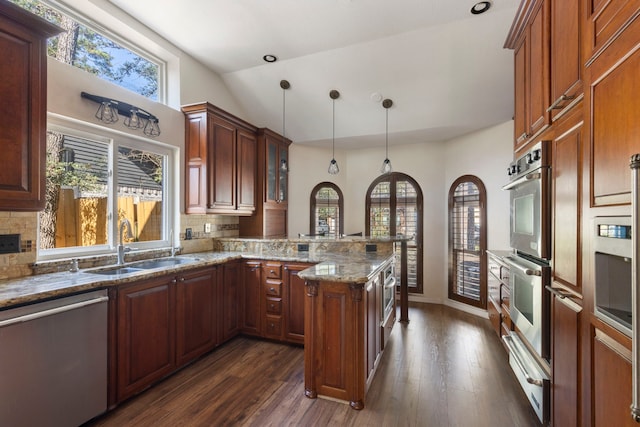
[{"left": 507, "top": 141, "right": 549, "bottom": 180}]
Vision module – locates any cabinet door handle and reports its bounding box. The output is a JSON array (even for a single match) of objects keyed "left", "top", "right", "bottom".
[
  {"left": 270, "top": 270, "right": 276, "bottom": 274},
  {"left": 171, "top": 278, "right": 177, "bottom": 284},
  {"left": 269, "top": 287, "right": 276, "bottom": 292},
  {"left": 517, "top": 132, "right": 529, "bottom": 142},
  {"left": 546, "top": 94, "right": 575, "bottom": 112},
  {"left": 545, "top": 285, "right": 582, "bottom": 313}
]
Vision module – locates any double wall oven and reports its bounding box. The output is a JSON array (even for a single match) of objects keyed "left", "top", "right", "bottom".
[{"left": 502, "top": 141, "right": 551, "bottom": 423}]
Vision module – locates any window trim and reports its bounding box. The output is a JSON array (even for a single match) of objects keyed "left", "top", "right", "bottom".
[
  {"left": 38, "top": 113, "right": 176, "bottom": 261},
  {"left": 447, "top": 174, "right": 487, "bottom": 309},
  {"left": 39, "top": 0, "right": 166, "bottom": 103},
  {"left": 365, "top": 172, "right": 423, "bottom": 294},
  {"left": 309, "top": 182, "right": 344, "bottom": 236}
]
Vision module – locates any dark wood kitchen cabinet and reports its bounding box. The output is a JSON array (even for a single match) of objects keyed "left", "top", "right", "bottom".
[
  {"left": 221, "top": 260, "right": 240, "bottom": 342},
  {"left": 176, "top": 267, "right": 219, "bottom": 367},
  {"left": 585, "top": 13, "right": 640, "bottom": 206},
  {"left": 262, "top": 261, "right": 284, "bottom": 340},
  {"left": 583, "top": 0, "right": 640, "bottom": 61},
  {"left": 507, "top": 0, "right": 550, "bottom": 151},
  {"left": 115, "top": 266, "right": 220, "bottom": 403},
  {"left": 0, "top": 3, "right": 60, "bottom": 211},
  {"left": 591, "top": 324, "right": 634, "bottom": 427},
  {"left": 550, "top": 287, "right": 582, "bottom": 427},
  {"left": 116, "top": 275, "right": 176, "bottom": 402},
  {"left": 283, "top": 263, "right": 312, "bottom": 345},
  {"left": 548, "top": 0, "right": 581, "bottom": 120},
  {"left": 182, "top": 102, "right": 257, "bottom": 215},
  {"left": 304, "top": 273, "right": 384, "bottom": 409},
  {"left": 240, "top": 260, "right": 262, "bottom": 336},
  {"left": 239, "top": 128, "right": 291, "bottom": 237}
]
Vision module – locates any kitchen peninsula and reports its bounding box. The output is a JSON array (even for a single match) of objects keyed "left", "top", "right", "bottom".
[{"left": 0, "top": 234, "right": 408, "bottom": 422}]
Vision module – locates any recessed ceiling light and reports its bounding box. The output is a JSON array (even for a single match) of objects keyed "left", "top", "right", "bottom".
[
  {"left": 470, "top": 1, "right": 491, "bottom": 15},
  {"left": 263, "top": 54, "right": 277, "bottom": 63}
]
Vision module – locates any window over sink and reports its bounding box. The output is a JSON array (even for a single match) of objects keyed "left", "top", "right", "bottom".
[{"left": 38, "top": 117, "right": 175, "bottom": 261}]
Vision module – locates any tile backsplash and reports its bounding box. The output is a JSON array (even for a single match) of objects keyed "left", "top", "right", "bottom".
[{"left": 0, "top": 211, "right": 239, "bottom": 280}]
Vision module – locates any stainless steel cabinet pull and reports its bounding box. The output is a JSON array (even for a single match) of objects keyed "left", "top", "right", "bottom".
[
  {"left": 517, "top": 132, "right": 529, "bottom": 142},
  {"left": 545, "top": 285, "right": 582, "bottom": 313},
  {"left": 546, "top": 94, "right": 576, "bottom": 112}
]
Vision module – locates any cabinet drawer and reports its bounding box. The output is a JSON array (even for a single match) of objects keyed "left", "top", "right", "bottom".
[
  {"left": 264, "top": 280, "right": 282, "bottom": 297},
  {"left": 501, "top": 284, "right": 510, "bottom": 310},
  {"left": 265, "top": 297, "right": 282, "bottom": 315},
  {"left": 263, "top": 263, "right": 282, "bottom": 279},
  {"left": 264, "top": 315, "right": 282, "bottom": 337},
  {"left": 488, "top": 300, "right": 502, "bottom": 337}
]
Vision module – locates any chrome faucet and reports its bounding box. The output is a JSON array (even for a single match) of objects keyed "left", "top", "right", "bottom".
[{"left": 117, "top": 218, "right": 134, "bottom": 265}]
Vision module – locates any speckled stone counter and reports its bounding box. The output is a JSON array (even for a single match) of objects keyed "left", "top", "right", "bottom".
[{"left": 0, "top": 250, "right": 396, "bottom": 309}]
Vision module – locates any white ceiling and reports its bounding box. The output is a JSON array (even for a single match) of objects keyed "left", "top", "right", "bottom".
[{"left": 109, "top": 0, "right": 518, "bottom": 149}]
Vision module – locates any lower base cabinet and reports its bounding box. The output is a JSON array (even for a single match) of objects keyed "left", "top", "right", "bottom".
[
  {"left": 304, "top": 273, "right": 383, "bottom": 410},
  {"left": 283, "top": 263, "right": 310, "bottom": 345},
  {"left": 116, "top": 275, "right": 176, "bottom": 402},
  {"left": 221, "top": 261, "right": 240, "bottom": 342},
  {"left": 115, "top": 266, "right": 219, "bottom": 403},
  {"left": 592, "top": 325, "right": 634, "bottom": 427}
]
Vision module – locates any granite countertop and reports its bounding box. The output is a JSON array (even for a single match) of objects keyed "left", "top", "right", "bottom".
[{"left": 0, "top": 250, "right": 394, "bottom": 309}]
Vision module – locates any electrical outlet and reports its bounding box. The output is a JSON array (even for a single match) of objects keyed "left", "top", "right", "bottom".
[
  {"left": 204, "top": 223, "right": 211, "bottom": 233},
  {"left": 0, "top": 234, "right": 20, "bottom": 254},
  {"left": 185, "top": 228, "right": 192, "bottom": 240}
]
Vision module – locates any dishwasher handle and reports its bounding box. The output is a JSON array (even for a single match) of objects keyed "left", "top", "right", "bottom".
[{"left": 0, "top": 295, "right": 108, "bottom": 328}]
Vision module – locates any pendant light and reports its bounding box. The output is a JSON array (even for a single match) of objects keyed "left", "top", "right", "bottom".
[
  {"left": 328, "top": 89, "right": 340, "bottom": 175},
  {"left": 280, "top": 80, "right": 290, "bottom": 172},
  {"left": 380, "top": 98, "right": 393, "bottom": 174}
]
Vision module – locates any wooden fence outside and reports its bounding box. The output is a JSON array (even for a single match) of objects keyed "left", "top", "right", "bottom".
[{"left": 55, "top": 188, "right": 162, "bottom": 247}]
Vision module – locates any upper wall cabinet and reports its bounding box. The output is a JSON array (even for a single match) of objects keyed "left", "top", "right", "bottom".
[
  {"left": 548, "top": 0, "right": 582, "bottom": 120},
  {"left": 584, "top": 0, "right": 640, "bottom": 62},
  {"left": 0, "top": 3, "right": 60, "bottom": 211},
  {"left": 506, "top": 0, "right": 550, "bottom": 151},
  {"left": 182, "top": 103, "right": 257, "bottom": 215},
  {"left": 239, "top": 128, "right": 291, "bottom": 237},
  {"left": 585, "top": 7, "right": 640, "bottom": 206}
]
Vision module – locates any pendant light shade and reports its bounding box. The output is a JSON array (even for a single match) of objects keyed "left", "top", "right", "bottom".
[
  {"left": 380, "top": 98, "right": 393, "bottom": 174},
  {"left": 280, "top": 80, "right": 290, "bottom": 172},
  {"left": 328, "top": 89, "right": 340, "bottom": 175}
]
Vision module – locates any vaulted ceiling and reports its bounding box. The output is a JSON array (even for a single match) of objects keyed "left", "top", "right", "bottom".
[{"left": 109, "top": 0, "right": 518, "bottom": 149}]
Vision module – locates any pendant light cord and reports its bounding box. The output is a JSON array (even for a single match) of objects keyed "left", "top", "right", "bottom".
[
  {"left": 385, "top": 108, "right": 389, "bottom": 159},
  {"left": 332, "top": 98, "right": 336, "bottom": 158},
  {"left": 282, "top": 88, "right": 286, "bottom": 143}
]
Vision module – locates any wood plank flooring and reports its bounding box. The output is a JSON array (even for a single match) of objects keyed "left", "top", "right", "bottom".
[{"left": 86, "top": 303, "right": 540, "bottom": 427}]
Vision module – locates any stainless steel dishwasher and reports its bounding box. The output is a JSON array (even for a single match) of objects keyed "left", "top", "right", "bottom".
[{"left": 0, "top": 289, "right": 108, "bottom": 427}]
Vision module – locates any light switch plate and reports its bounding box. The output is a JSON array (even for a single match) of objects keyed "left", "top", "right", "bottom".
[{"left": 204, "top": 223, "right": 211, "bottom": 233}]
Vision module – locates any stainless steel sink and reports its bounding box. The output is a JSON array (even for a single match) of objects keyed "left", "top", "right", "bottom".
[
  {"left": 86, "top": 257, "right": 201, "bottom": 276},
  {"left": 88, "top": 266, "right": 145, "bottom": 276},
  {"left": 131, "top": 257, "right": 200, "bottom": 270}
]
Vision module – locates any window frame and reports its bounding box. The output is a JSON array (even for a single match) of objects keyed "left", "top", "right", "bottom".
[
  {"left": 309, "top": 182, "right": 344, "bottom": 237},
  {"left": 38, "top": 114, "right": 176, "bottom": 261},
  {"left": 24, "top": 0, "right": 166, "bottom": 103},
  {"left": 447, "top": 174, "right": 487, "bottom": 309},
  {"left": 365, "top": 172, "right": 423, "bottom": 294}
]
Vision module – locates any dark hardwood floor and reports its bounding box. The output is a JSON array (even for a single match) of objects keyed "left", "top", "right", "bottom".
[{"left": 87, "top": 303, "right": 540, "bottom": 427}]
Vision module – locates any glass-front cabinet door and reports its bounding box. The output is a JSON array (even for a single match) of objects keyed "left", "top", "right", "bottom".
[
  {"left": 265, "top": 137, "right": 288, "bottom": 205},
  {"left": 267, "top": 140, "right": 277, "bottom": 202},
  {"left": 279, "top": 148, "right": 287, "bottom": 203}
]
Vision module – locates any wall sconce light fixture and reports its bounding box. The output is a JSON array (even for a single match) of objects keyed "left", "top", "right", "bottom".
[{"left": 81, "top": 92, "right": 161, "bottom": 137}]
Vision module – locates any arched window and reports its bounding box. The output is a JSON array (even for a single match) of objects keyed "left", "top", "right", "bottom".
[
  {"left": 448, "top": 175, "right": 487, "bottom": 309},
  {"left": 310, "top": 182, "right": 343, "bottom": 237},
  {"left": 366, "top": 173, "right": 423, "bottom": 294}
]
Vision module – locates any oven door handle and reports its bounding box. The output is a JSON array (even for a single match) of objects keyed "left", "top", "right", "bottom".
[
  {"left": 505, "top": 256, "right": 542, "bottom": 276},
  {"left": 501, "top": 171, "right": 541, "bottom": 190},
  {"left": 502, "top": 334, "right": 545, "bottom": 386},
  {"left": 384, "top": 277, "right": 396, "bottom": 289}
]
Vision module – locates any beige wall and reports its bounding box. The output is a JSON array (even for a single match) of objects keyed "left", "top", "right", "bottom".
[{"left": 288, "top": 120, "right": 513, "bottom": 305}]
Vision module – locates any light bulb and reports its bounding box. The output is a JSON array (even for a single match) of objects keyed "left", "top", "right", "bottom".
[
  {"left": 380, "top": 158, "right": 392, "bottom": 174},
  {"left": 328, "top": 158, "right": 339, "bottom": 175}
]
